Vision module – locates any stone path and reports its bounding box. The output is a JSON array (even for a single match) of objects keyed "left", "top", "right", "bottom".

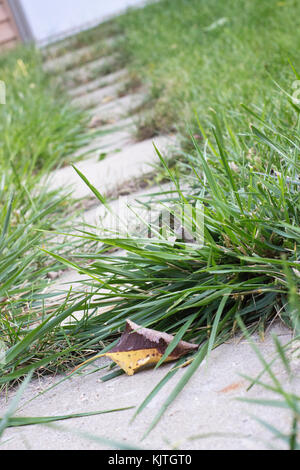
[{"left": 0, "top": 30, "right": 298, "bottom": 451}]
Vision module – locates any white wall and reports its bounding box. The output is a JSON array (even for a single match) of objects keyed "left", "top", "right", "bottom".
[{"left": 20, "top": 0, "right": 146, "bottom": 42}]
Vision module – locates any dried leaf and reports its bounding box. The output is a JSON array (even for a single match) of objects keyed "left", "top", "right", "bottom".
[
  {"left": 105, "top": 349, "right": 164, "bottom": 376},
  {"left": 73, "top": 320, "right": 199, "bottom": 376}
]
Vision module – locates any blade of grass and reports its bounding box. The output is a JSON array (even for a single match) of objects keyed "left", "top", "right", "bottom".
[
  {"left": 3, "top": 407, "right": 135, "bottom": 429},
  {"left": 142, "top": 342, "right": 208, "bottom": 440},
  {"left": 0, "top": 371, "right": 33, "bottom": 438}
]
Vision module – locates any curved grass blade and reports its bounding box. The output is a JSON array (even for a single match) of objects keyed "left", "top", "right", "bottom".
[
  {"left": 130, "top": 357, "right": 186, "bottom": 424},
  {"left": 155, "top": 314, "right": 197, "bottom": 369},
  {"left": 3, "top": 295, "right": 87, "bottom": 368},
  {"left": 72, "top": 165, "right": 110, "bottom": 211},
  {"left": 141, "top": 342, "right": 208, "bottom": 440},
  {"left": 206, "top": 293, "right": 230, "bottom": 363},
  {"left": 3, "top": 406, "right": 135, "bottom": 429},
  {"left": 0, "top": 371, "right": 33, "bottom": 438}
]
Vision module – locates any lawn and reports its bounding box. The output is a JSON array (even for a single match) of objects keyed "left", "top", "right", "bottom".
[
  {"left": 117, "top": 0, "right": 300, "bottom": 138},
  {"left": 0, "top": 0, "right": 299, "bottom": 448}
]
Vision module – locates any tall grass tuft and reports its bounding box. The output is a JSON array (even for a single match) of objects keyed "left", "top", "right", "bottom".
[
  {"left": 7, "top": 88, "right": 296, "bottom": 431},
  {"left": 0, "top": 44, "right": 93, "bottom": 383}
]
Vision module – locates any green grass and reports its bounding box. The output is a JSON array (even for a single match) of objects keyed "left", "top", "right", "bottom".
[
  {"left": 234, "top": 276, "right": 300, "bottom": 450},
  {"left": 0, "top": 44, "right": 94, "bottom": 374},
  {"left": 0, "top": 0, "right": 299, "bottom": 449},
  {"left": 1, "top": 89, "right": 298, "bottom": 443},
  {"left": 36, "top": 93, "right": 298, "bottom": 436},
  {"left": 0, "top": 46, "right": 91, "bottom": 174},
  {"left": 0, "top": 37, "right": 132, "bottom": 389},
  {"left": 236, "top": 322, "right": 300, "bottom": 450},
  {"left": 116, "top": 0, "right": 300, "bottom": 137}
]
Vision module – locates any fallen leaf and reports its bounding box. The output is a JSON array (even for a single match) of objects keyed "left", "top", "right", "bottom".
[{"left": 73, "top": 319, "right": 199, "bottom": 376}]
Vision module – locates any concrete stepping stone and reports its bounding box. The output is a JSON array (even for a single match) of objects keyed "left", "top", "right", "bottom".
[
  {"left": 71, "top": 82, "right": 122, "bottom": 109},
  {"left": 72, "top": 118, "right": 137, "bottom": 158},
  {"left": 68, "top": 70, "right": 127, "bottom": 98},
  {"left": 43, "top": 36, "right": 80, "bottom": 59},
  {"left": 62, "top": 55, "right": 116, "bottom": 85},
  {"left": 43, "top": 45, "right": 95, "bottom": 73},
  {"left": 44, "top": 34, "right": 122, "bottom": 61},
  {"left": 46, "top": 136, "right": 176, "bottom": 200},
  {"left": 74, "top": 130, "right": 133, "bottom": 158},
  {"left": 87, "top": 114, "right": 135, "bottom": 131},
  {"left": 88, "top": 92, "right": 146, "bottom": 121},
  {"left": 0, "top": 323, "right": 296, "bottom": 450}
]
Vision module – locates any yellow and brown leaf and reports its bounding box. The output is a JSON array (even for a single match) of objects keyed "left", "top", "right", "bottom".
[{"left": 73, "top": 319, "right": 199, "bottom": 376}]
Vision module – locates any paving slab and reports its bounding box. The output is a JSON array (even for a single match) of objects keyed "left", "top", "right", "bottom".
[
  {"left": 42, "top": 35, "right": 91, "bottom": 59},
  {"left": 56, "top": 181, "right": 173, "bottom": 247},
  {"left": 87, "top": 115, "right": 135, "bottom": 131},
  {"left": 44, "top": 45, "right": 95, "bottom": 73},
  {"left": 68, "top": 70, "right": 127, "bottom": 98},
  {"left": 73, "top": 120, "right": 137, "bottom": 158},
  {"left": 42, "top": 38, "right": 78, "bottom": 61},
  {"left": 44, "top": 35, "right": 122, "bottom": 61},
  {"left": 46, "top": 136, "right": 176, "bottom": 199},
  {"left": 76, "top": 130, "right": 133, "bottom": 157},
  {"left": 72, "top": 82, "right": 122, "bottom": 109},
  {"left": 0, "top": 323, "right": 297, "bottom": 450},
  {"left": 62, "top": 55, "right": 116, "bottom": 86},
  {"left": 89, "top": 92, "right": 146, "bottom": 121},
  {"left": 80, "top": 185, "right": 165, "bottom": 232}
]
